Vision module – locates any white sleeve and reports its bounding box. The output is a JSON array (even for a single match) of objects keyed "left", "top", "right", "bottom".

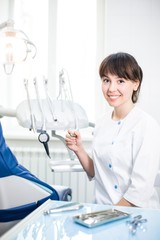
[{"left": 124, "top": 118, "right": 160, "bottom": 207}]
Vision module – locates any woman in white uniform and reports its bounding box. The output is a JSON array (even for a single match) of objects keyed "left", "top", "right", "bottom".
[{"left": 65, "top": 52, "right": 160, "bottom": 208}]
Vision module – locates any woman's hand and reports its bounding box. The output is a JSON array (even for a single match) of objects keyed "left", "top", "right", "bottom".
[
  {"left": 65, "top": 129, "right": 95, "bottom": 178},
  {"left": 65, "top": 129, "right": 82, "bottom": 153}
]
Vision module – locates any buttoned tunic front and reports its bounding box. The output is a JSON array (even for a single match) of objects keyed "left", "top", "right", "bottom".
[{"left": 92, "top": 107, "right": 160, "bottom": 208}]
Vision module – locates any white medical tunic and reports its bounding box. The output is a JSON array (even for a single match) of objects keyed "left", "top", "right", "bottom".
[{"left": 92, "top": 106, "right": 160, "bottom": 208}]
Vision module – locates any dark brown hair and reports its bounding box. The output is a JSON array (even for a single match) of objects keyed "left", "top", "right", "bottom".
[{"left": 99, "top": 52, "right": 143, "bottom": 103}]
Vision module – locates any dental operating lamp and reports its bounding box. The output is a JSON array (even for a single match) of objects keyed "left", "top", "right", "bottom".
[{"left": 0, "top": 19, "right": 36, "bottom": 74}]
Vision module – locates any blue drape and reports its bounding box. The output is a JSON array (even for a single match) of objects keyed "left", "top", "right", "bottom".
[{"left": 0, "top": 122, "right": 59, "bottom": 222}]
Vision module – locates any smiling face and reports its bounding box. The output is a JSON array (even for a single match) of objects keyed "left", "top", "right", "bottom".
[
  {"left": 99, "top": 52, "right": 143, "bottom": 106},
  {"left": 101, "top": 73, "right": 139, "bottom": 110},
  {"left": 99, "top": 53, "right": 142, "bottom": 119}
]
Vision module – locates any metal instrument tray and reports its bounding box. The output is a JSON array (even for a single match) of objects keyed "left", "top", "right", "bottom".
[{"left": 73, "top": 208, "right": 130, "bottom": 228}]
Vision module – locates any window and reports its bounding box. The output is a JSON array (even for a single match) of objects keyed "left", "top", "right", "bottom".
[{"left": 56, "top": 0, "right": 97, "bottom": 122}]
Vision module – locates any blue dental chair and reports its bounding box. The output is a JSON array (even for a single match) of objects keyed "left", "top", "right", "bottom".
[{"left": 0, "top": 122, "right": 72, "bottom": 236}]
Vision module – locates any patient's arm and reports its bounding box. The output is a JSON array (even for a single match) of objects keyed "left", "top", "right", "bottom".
[{"left": 65, "top": 130, "right": 95, "bottom": 178}]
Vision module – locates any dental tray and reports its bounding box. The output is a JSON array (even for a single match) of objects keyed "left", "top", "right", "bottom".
[{"left": 73, "top": 209, "right": 130, "bottom": 228}]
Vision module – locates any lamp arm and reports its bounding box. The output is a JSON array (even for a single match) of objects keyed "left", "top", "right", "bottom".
[
  {"left": 16, "top": 29, "right": 37, "bottom": 59},
  {"left": 0, "top": 106, "right": 16, "bottom": 118},
  {"left": 0, "top": 19, "right": 14, "bottom": 30}
]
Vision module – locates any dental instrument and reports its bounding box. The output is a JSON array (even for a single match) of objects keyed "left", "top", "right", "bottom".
[
  {"left": 24, "top": 79, "right": 36, "bottom": 132},
  {"left": 43, "top": 76, "right": 58, "bottom": 123},
  {"left": 33, "top": 78, "right": 50, "bottom": 158},
  {"left": 43, "top": 202, "right": 84, "bottom": 215}
]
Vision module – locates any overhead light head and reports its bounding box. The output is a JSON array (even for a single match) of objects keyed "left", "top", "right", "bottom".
[{"left": 0, "top": 19, "right": 37, "bottom": 74}]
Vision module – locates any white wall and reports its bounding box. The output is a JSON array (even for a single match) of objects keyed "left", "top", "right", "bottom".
[{"left": 102, "top": 0, "right": 160, "bottom": 123}]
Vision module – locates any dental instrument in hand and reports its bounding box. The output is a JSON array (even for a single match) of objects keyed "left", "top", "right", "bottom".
[
  {"left": 24, "top": 79, "right": 36, "bottom": 132},
  {"left": 33, "top": 78, "right": 50, "bottom": 158}
]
